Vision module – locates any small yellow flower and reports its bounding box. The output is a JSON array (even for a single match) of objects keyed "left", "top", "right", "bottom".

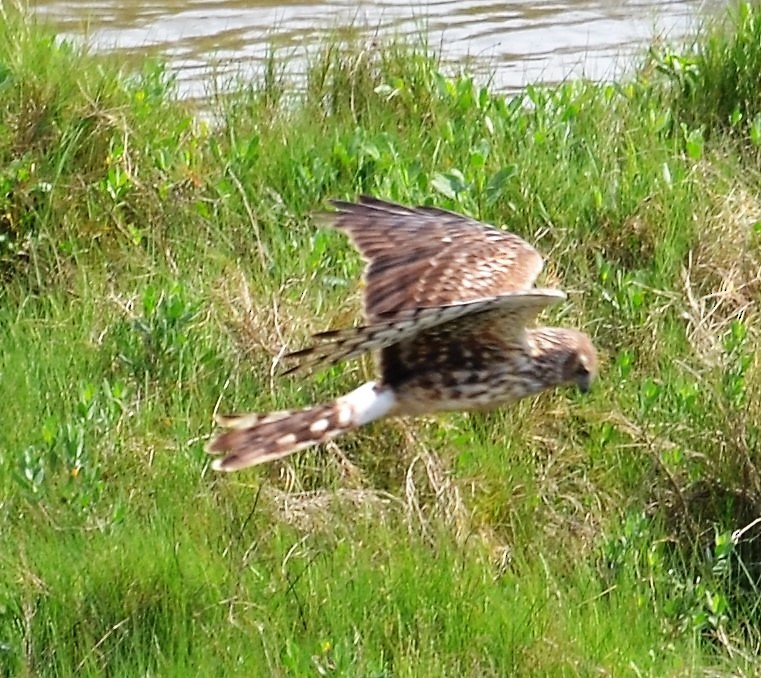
[
  {"left": 320, "top": 640, "right": 332, "bottom": 654},
  {"left": 70, "top": 467, "right": 80, "bottom": 478}
]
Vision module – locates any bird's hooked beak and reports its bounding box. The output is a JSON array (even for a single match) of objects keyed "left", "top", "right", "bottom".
[
  {"left": 573, "top": 351, "right": 596, "bottom": 394},
  {"left": 576, "top": 371, "right": 592, "bottom": 394}
]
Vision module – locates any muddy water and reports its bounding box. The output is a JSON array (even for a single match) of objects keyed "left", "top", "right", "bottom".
[{"left": 31, "top": 0, "right": 723, "bottom": 98}]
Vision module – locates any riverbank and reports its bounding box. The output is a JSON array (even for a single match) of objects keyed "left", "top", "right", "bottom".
[{"left": 1, "top": 2, "right": 760, "bottom": 674}]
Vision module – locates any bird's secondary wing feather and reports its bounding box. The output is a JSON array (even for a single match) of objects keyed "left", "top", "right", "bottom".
[{"left": 282, "top": 289, "right": 566, "bottom": 375}]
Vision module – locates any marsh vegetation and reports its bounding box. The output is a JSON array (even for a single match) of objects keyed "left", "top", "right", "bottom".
[{"left": 1, "top": 2, "right": 761, "bottom": 674}]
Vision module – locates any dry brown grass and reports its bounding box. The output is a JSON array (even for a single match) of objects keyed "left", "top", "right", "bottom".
[{"left": 682, "top": 166, "right": 761, "bottom": 365}]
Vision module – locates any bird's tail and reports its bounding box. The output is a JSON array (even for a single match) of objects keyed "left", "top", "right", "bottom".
[{"left": 206, "top": 381, "right": 397, "bottom": 471}]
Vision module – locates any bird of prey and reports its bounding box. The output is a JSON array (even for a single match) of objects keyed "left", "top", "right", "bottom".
[{"left": 207, "top": 196, "right": 597, "bottom": 471}]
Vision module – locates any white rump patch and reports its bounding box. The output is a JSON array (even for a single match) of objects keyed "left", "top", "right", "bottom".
[{"left": 337, "top": 381, "right": 396, "bottom": 427}]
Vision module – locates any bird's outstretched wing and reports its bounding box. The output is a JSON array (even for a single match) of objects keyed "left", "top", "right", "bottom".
[
  {"left": 320, "top": 196, "right": 546, "bottom": 322},
  {"left": 282, "top": 289, "right": 566, "bottom": 375}
]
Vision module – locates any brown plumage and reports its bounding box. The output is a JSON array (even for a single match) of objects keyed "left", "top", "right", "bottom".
[{"left": 206, "top": 196, "right": 598, "bottom": 471}]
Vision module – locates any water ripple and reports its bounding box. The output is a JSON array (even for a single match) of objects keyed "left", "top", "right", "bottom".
[{"left": 31, "top": 0, "right": 723, "bottom": 97}]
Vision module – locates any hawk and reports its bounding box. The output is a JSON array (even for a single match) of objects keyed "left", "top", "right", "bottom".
[{"left": 207, "top": 196, "right": 597, "bottom": 471}]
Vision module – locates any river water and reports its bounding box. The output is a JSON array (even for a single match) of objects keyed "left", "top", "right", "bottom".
[{"left": 31, "top": 0, "right": 723, "bottom": 98}]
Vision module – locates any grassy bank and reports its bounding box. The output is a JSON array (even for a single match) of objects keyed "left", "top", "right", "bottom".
[{"left": 1, "top": 1, "right": 761, "bottom": 674}]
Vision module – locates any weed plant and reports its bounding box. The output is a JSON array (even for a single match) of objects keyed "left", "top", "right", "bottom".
[{"left": 1, "top": 1, "right": 761, "bottom": 674}]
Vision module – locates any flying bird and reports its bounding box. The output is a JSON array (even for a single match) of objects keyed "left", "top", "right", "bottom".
[{"left": 207, "top": 196, "right": 597, "bottom": 471}]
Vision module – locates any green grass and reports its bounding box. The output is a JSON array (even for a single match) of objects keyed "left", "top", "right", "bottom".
[{"left": 2, "top": 1, "right": 761, "bottom": 674}]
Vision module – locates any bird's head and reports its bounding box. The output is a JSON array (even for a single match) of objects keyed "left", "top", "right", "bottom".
[
  {"left": 528, "top": 327, "right": 598, "bottom": 394},
  {"left": 559, "top": 330, "right": 598, "bottom": 393}
]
